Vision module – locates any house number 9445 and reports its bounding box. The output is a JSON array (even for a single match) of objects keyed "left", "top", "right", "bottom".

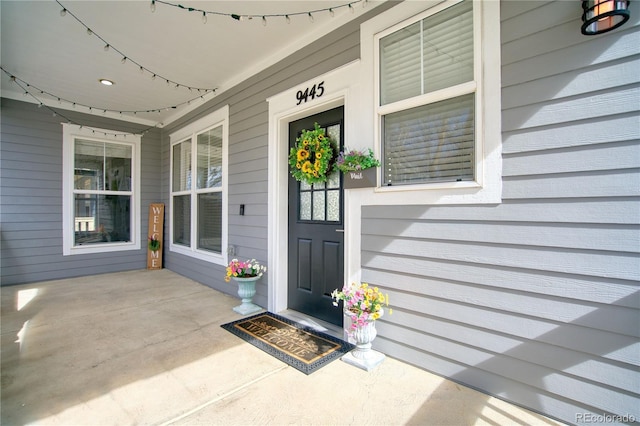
[{"left": 296, "top": 81, "right": 325, "bottom": 105}]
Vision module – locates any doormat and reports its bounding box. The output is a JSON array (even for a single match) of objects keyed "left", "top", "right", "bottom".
[{"left": 221, "top": 312, "right": 354, "bottom": 375}]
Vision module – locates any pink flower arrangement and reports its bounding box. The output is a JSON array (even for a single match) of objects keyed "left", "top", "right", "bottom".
[
  {"left": 224, "top": 258, "right": 266, "bottom": 282},
  {"left": 331, "top": 282, "right": 391, "bottom": 332}
]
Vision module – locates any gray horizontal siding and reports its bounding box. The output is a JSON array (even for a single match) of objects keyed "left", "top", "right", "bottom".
[
  {"left": 0, "top": 98, "right": 162, "bottom": 285},
  {"left": 362, "top": 1, "right": 639, "bottom": 425},
  {"left": 161, "top": 4, "right": 394, "bottom": 306}
]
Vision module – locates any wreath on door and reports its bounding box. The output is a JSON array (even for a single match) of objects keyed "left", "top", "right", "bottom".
[{"left": 288, "top": 123, "right": 335, "bottom": 185}]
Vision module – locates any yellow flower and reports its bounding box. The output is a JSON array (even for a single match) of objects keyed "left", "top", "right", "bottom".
[
  {"left": 316, "top": 152, "right": 322, "bottom": 159},
  {"left": 297, "top": 149, "right": 309, "bottom": 161},
  {"left": 302, "top": 161, "right": 313, "bottom": 173}
]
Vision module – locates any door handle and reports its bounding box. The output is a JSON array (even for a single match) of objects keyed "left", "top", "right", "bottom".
[{"left": 335, "top": 229, "right": 344, "bottom": 233}]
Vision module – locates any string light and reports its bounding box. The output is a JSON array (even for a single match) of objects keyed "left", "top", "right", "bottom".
[
  {"left": 1, "top": 66, "right": 217, "bottom": 124},
  {"left": 202, "top": 11, "right": 207, "bottom": 24},
  {"left": 262, "top": 16, "right": 267, "bottom": 26},
  {"left": 60, "top": 8, "right": 67, "bottom": 16},
  {"left": 56, "top": 1, "right": 215, "bottom": 94},
  {"left": 152, "top": 0, "right": 364, "bottom": 23}
]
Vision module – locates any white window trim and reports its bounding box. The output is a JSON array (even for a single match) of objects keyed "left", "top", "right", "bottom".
[
  {"left": 169, "top": 105, "right": 229, "bottom": 265},
  {"left": 359, "top": 0, "right": 502, "bottom": 205},
  {"left": 62, "top": 123, "right": 141, "bottom": 255}
]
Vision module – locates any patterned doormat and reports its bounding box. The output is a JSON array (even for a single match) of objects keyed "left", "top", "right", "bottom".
[{"left": 221, "top": 312, "right": 353, "bottom": 375}]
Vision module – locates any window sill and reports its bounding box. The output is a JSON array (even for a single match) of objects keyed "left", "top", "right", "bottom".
[
  {"left": 65, "top": 241, "right": 140, "bottom": 256},
  {"left": 170, "top": 244, "right": 225, "bottom": 266}
]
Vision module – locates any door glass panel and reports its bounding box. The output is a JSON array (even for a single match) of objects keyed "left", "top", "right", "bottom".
[
  {"left": 327, "top": 169, "right": 340, "bottom": 189},
  {"left": 327, "top": 190, "right": 339, "bottom": 221},
  {"left": 296, "top": 122, "right": 341, "bottom": 223},
  {"left": 313, "top": 191, "right": 325, "bottom": 221},
  {"left": 300, "top": 191, "right": 311, "bottom": 220}
]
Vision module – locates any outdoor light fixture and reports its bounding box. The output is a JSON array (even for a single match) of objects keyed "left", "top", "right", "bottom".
[
  {"left": 99, "top": 79, "right": 114, "bottom": 86},
  {"left": 581, "top": 0, "right": 630, "bottom": 35}
]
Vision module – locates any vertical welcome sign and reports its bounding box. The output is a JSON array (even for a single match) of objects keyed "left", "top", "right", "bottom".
[{"left": 147, "top": 203, "right": 164, "bottom": 270}]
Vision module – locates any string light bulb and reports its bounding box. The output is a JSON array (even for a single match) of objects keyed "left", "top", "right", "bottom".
[
  {"left": 329, "top": 8, "right": 335, "bottom": 17},
  {"left": 202, "top": 11, "right": 207, "bottom": 24},
  {"left": 308, "top": 12, "right": 314, "bottom": 23},
  {"left": 121, "top": 57, "right": 127, "bottom": 64},
  {"left": 86, "top": 28, "right": 93, "bottom": 35},
  {"left": 150, "top": 0, "right": 156, "bottom": 12},
  {"left": 285, "top": 15, "right": 291, "bottom": 24},
  {"left": 349, "top": 3, "right": 355, "bottom": 13},
  {"left": 104, "top": 44, "right": 110, "bottom": 52},
  {"left": 60, "top": 8, "right": 67, "bottom": 16},
  {"left": 262, "top": 16, "right": 267, "bottom": 26}
]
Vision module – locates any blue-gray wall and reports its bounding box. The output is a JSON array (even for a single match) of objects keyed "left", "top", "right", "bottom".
[
  {"left": 1, "top": 1, "right": 637, "bottom": 424},
  {"left": 362, "top": 1, "right": 639, "bottom": 424},
  {"left": 0, "top": 98, "right": 162, "bottom": 285}
]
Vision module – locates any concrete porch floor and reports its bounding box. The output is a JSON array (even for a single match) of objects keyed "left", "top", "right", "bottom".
[{"left": 1, "top": 269, "right": 563, "bottom": 425}]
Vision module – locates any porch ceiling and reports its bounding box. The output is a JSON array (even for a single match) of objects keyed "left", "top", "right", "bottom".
[{"left": 0, "top": 1, "right": 377, "bottom": 129}]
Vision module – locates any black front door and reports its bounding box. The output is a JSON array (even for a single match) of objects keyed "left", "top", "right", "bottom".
[{"left": 287, "top": 107, "right": 344, "bottom": 326}]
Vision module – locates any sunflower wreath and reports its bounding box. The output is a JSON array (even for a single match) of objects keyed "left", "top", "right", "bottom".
[{"left": 288, "top": 123, "right": 335, "bottom": 185}]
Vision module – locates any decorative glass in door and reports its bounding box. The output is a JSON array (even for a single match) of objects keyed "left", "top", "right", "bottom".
[{"left": 298, "top": 124, "right": 341, "bottom": 223}]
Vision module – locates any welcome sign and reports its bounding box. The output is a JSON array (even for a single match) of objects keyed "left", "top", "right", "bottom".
[{"left": 147, "top": 203, "right": 164, "bottom": 269}]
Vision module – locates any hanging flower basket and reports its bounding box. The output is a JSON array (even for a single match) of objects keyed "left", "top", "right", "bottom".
[
  {"left": 336, "top": 148, "right": 380, "bottom": 189},
  {"left": 288, "top": 123, "right": 335, "bottom": 185}
]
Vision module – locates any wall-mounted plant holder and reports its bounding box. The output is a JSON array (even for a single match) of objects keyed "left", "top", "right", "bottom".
[{"left": 343, "top": 167, "right": 377, "bottom": 189}]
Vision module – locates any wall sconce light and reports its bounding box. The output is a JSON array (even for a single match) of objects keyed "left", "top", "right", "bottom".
[{"left": 581, "top": 0, "right": 630, "bottom": 35}]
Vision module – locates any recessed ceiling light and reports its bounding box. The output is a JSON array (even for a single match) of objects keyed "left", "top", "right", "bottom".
[{"left": 99, "top": 79, "right": 115, "bottom": 86}]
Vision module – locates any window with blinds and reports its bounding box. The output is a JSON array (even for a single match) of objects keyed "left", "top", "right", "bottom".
[
  {"left": 171, "top": 125, "right": 224, "bottom": 254},
  {"left": 379, "top": 0, "right": 475, "bottom": 186}
]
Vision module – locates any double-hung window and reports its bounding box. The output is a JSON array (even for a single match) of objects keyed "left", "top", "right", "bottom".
[
  {"left": 170, "top": 106, "right": 228, "bottom": 264},
  {"left": 369, "top": 0, "right": 501, "bottom": 200},
  {"left": 380, "top": 0, "right": 475, "bottom": 186},
  {"left": 62, "top": 124, "right": 141, "bottom": 255}
]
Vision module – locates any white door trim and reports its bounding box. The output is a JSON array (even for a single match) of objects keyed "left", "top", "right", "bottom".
[{"left": 267, "top": 60, "right": 364, "bottom": 315}]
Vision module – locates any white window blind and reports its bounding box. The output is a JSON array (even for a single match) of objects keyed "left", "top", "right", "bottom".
[
  {"left": 379, "top": 0, "right": 475, "bottom": 186},
  {"left": 383, "top": 94, "right": 474, "bottom": 185}
]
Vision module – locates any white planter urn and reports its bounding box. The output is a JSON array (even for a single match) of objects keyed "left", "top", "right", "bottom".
[
  {"left": 232, "top": 276, "right": 262, "bottom": 315},
  {"left": 342, "top": 309, "right": 386, "bottom": 371}
]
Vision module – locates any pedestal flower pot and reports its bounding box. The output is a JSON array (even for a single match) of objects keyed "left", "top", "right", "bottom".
[
  {"left": 232, "top": 276, "right": 262, "bottom": 315},
  {"left": 341, "top": 310, "right": 386, "bottom": 371}
]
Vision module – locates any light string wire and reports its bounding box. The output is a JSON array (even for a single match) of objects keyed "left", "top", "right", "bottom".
[
  {"left": 1, "top": 64, "right": 212, "bottom": 118},
  {"left": 1, "top": 67, "right": 157, "bottom": 137},
  {"left": 151, "top": 0, "right": 367, "bottom": 23},
  {"left": 56, "top": 0, "right": 215, "bottom": 94}
]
